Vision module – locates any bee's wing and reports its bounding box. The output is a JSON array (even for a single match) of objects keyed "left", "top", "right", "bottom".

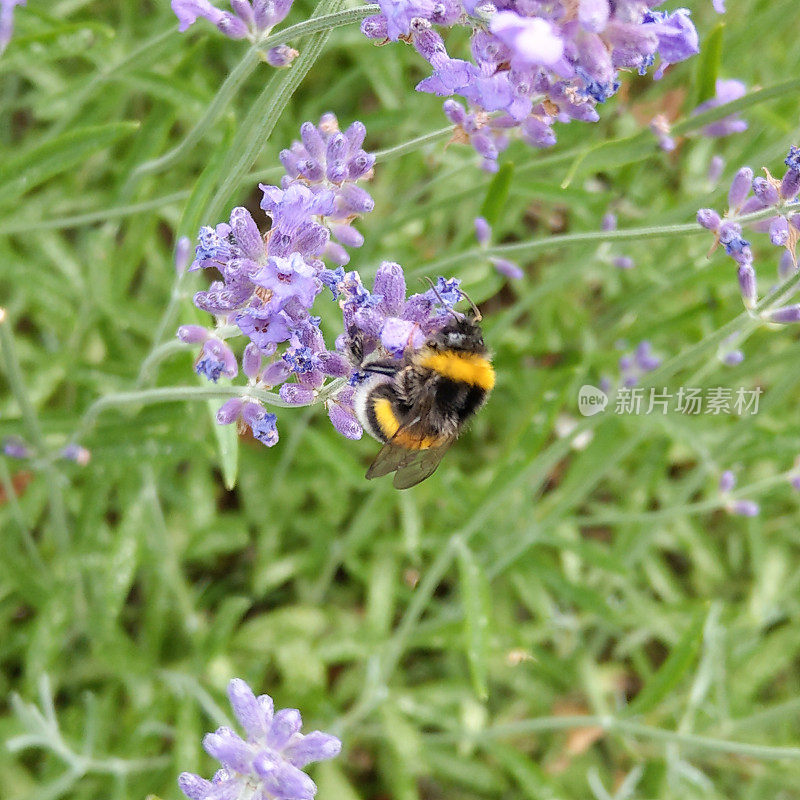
[
  {"left": 391, "top": 441, "right": 455, "bottom": 489},
  {"left": 366, "top": 412, "right": 456, "bottom": 488}
]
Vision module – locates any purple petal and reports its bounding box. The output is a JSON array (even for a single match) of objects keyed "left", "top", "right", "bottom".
[
  {"left": 327, "top": 403, "right": 363, "bottom": 440},
  {"left": 373, "top": 261, "right": 406, "bottom": 316},
  {"left": 227, "top": 679, "right": 269, "bottom": 740},
  {"left": 267, "top": 708, "right": 303, "bottom": 750},
  {"left": 284, "top": 731, "right": 343, "bottom": 768},
  {"left": 178, "top": 772, "right": 213, "bottom": 800},
  {"left": 203, "top": 728, "right": 252, "bottom": 773},
  {"left": 217, "top": 398, "right": 244, "bottom": 425}
]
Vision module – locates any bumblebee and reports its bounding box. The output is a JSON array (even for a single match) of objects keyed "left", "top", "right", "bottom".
[{"left": 352, "top": 311, "right": 494, "bottom": 489}]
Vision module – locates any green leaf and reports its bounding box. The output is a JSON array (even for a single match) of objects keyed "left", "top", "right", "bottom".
[
  {"left": 561, "top": 131, "right": 655, "bottom": 188},
  {"left": 457, "top": 540, "right": 492, "bottom": 700},
  {"left": 480, "top": 162, "right": 514, "bottom": 226},
  {"left": 693, "top": 23, "right": 725, "bottom": 108},
  {"left": 207, "top": 399, "right": 239, "bottom": 491},
  {"left": 0, "top": 122, "right": 139, "bottom": 206},
  {"left": 626, "top": 609, "right": 706, "bottom": 716}
]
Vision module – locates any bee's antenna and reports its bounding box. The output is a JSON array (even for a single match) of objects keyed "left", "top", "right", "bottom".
[
  {"left": 461, "top": 289, "right": 482, "bottom": 322},
  {"left": 421, "top": 277, "right": 482, "bottom": 322}
]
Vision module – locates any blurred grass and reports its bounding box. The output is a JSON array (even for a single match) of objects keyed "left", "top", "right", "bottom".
[{"left": 2, "top": 1, "right": 800, "bottom": 799}]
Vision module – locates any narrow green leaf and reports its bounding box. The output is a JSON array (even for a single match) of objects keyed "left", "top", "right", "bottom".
[
  {"left": 561, "top": 131, "right": 655, "bottom": 188},
  {"left": 626, "top": 610, "right": 706, "bottom": 716},
  {"left": 693, "top": 23, "right": 725, "bottom": 108},
  {"left": 480, "top": 162, "right": 514, "bottom": 226},
  {"left": 0, "top": 122, "right": 139, "bottom": 206},
  {"left": 207, "top": 399, "right": 239, "bottom": 490},
  {"left": 457, "top": 541, "right": 491, "bottom": 700}
]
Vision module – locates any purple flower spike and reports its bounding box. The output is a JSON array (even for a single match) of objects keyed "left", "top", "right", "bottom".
[
  {"left": 762, "top": 304, "right": 800, "bottom": 324},
  {"left": 2, "top": 435, "right": 31, "bottom": 460},
  {"left": 491, "top": 257, "right": 524, "bottom": 280},
  {"left": 722, "top": 349, "right": 744, "bottom": 366},
  {"left": 737, "top": 264, "right": 758, "bottom": 309},
  {"left": 196, "top": 339, "right": 238, "bottom": 382},
  {"left": 601, "top": 212, "right": 617, "bottom": 232},
  {"left": 719, "top": 470, "right": 736, "bottom": 492},
  {"left": 242, "top": 342, "right": 263, "bottom": 379},
  {"left": 490, "top": 12, "right": 564, "bottom": 68},
  {"left": 693, "top": 80, "right": 747, "bottom": 138},
  {"left": 217, "top": 398, "right": 244, "bottom": 424},
  {"left": 474, "top": 217, "right": 491, "bottom": 246},
  {"left": 171, "top": 0, "right": 249, "bottom": 38},
  {"left": 61, "top": 443, "right": 91, "bottom": 466},
  {"left": 769, "top": 217, "right": 790, "bottom": 247},
  {"left": 0, "top": 0, "right": 25, "bottom": 54},
  {"left": 778, "top": 250, "right": 798, "bottom": 280},
  {"left": 708, "top": 155, "right": 725, "bottom": 184},
  {"left": 697, "top": 208, "right": 721, "bottom": 232},
  {"left": 612, "top": 256, "right": 635, "bottom": 270},
  {"left": 177, "top": 325, "right": 210, "bottom": 344},
  {"left": 578, "top": 0, "right": 609, "bottom": 34},
  {"left": 728, "top": 167, "right": 753, "bottom": 211},
  {"left": 730, "top": 499, "right": 760, "bottom": 517},
  {"left": 752, "top": 177, "right": 779, "bottom": 207},
  {"left": 242, "top": 402, "right": 279, "bottom": 446},
  {"left": 327, "top": 396, "right": 363, "bottom": 440}
]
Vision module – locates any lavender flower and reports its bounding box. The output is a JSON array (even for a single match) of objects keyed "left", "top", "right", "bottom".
[
  {"left": 2, "top": 435, "right": 30, "bottom": 459},
  {"left": 693, "top": 80, "right": 747, "bottom": 138},
  {"left": 698, "top": 146, "right": 800, "bottom": 315},
  {"left": 474, "top": 216, "right": 522, "bottom": 278},
  {"left": 179, "top": 115, "right": 475, "bottom": 450},
  {"left": 60, "top": 443, "right": 91, "bottom": 466},
  {"left": 0, "top": 0, "right": 25, "bottom": 54},
  {"left": 178, "top": 678, "right": 341, "bottom": 800},
  {"left": 618, "top": 341, "right": 661, "bottom": 387},
  {"left": 362, "top": 0, "right": 700, "bottom": 168},
  {"left": 718, "top": 471, "right": 760, "bottom": 517},
  {"left": 172, "top": 0, "right": 293, "bottom": 41}
]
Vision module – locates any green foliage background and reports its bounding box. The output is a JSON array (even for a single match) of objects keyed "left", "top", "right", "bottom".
[{"left": 2, "top": 1, "right": 800, "bottom": 799}]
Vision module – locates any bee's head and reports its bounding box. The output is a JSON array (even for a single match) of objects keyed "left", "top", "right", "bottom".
[{"left": 433, "top": 315, "right": 487, "bottom": 354}]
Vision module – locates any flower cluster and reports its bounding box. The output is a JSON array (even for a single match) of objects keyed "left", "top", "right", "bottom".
[
  {"left": 362, "top": 0, "right": 700, "bottom": 170},
  {"left": 183, "top": 115, "right": 467, "bottom": 447},
  {"left": 599, "top": 339, "right": 661, "bottom": 393},
  {"left": 171, "top": 0, "right": 298, "bottom": 65},
  {"left": 697, "top": 146, "right": 800, "bottom": 318},
  {"left": 179, "top": 678, "right": 341, "bottom": 800},
  {"left": 718, "top": 470, "right": 759, "bottom": 517}
]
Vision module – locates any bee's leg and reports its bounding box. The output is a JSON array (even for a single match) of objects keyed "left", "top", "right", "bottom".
[
  {"left": 363, "top": 358, "right": 401, "bottom": 376},
  {"left": 345, "top": 326, "right": 365, "bottom": 367}
]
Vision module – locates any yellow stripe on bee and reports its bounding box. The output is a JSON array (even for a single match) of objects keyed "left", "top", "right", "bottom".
[
  {"left": 419, "top": 351, "right": 496, "bottom": 391},
  {"left": 373, "top": 397, "right": 444, "bottom": 450}
]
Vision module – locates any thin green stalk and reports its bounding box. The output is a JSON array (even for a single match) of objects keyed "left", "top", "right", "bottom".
[
  {"left": 427, "top": 714, "right": 800, "bottom": 761},
  {"left": 373, "top": 124, "right": 456, "bottom": 163},
  {"left": 133, "top": 46, "right": 261, "bottom": 178},
  {"left": 203, "top": 0, "right": 343, "bottom": 227},
  {"left": 76, "top": 379, "right": 346, "bottom": 440},
  {"left": 414, "top": 207, "right": 779, "bottom": 276},
  {"left": 0, "top": 310, "right": 70, "bottom": 550},
  {"left": 256, "top": 5, "right": 379, "bottom": 50},
  {"left": 0, "top": 191, "right": 189, "bottom": 235}
]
